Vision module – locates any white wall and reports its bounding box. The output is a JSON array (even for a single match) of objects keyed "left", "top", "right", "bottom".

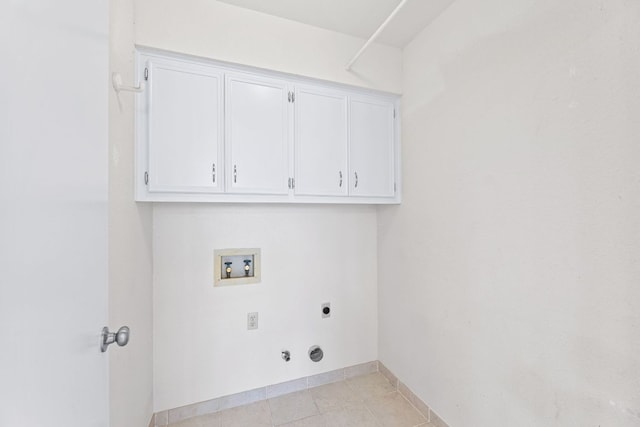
[
  {"left": 378, "top": 0, "right": 640, "bottom": 426},
  {"left": 134, "top": 0, "right": 402, "bottom": 94},
  {"left": 153, "top": 204, "right": 378, "bottom": 410},
  {"left": 133, "top": 0, "right": 402, "bottom": 412},
  {"left": 109, "top": 1, "right": 154, "bottom": 426}
]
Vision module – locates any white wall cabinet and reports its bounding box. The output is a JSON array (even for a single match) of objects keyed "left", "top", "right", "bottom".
[
  {"left": 135, "top": 49, "right": 400, "bottom": 204},
  {"left": 225, "top": 73, "right": 290, "bottom": 195},
  {"left": 349, "top": 96, "right": 396, "bottom": 198},
  {"left": 294, "top": 85, "right": 348, "bottom": 197},
  {"left": 142, "top": 56, "right": 224, "bottom": 194}
]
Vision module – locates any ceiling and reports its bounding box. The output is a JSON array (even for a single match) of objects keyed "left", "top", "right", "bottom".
[{"left": 216, "top": 0, "right": 455, "bottom": 48}]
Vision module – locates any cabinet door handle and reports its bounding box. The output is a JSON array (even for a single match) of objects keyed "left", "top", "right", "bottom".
[
  {"left": 212, "top": 163, "right": 216, "bottom": 183},
  {"left": 233, "top": 165, "right": 237, "bottom": 183},
  {"left": 339, "top": 171, "right": 343, "bottom": 187},
  {"left": 354, "top": 172, "right": 358, "bottom": 188}
]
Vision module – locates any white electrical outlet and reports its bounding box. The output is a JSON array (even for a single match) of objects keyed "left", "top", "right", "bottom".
[{"left": 247, "top": 312, "right": 258, "bottom": 330}]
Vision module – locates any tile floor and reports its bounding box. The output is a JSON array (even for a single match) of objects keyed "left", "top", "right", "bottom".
[{"left": 167, "top": 372, "right": 436, "bottom": 427}]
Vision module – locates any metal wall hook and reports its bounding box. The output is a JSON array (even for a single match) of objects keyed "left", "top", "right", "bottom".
[
  {"left": 101, "top": 326, "right": 130, "bottom": 352},
  {"left": 112, "top": 72, "right": 145, "bottom": 111},
  {"left": 112, "top": 72, "right": 145, "bottom": 94}
]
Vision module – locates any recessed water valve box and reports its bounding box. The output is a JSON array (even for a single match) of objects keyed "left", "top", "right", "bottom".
[{"left": 214, "top": 248, "right": 261, "bottom": 286}]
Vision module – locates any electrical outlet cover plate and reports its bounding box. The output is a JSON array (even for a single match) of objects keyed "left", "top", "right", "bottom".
[{"left": 247, "top": 312, "right": 258, "bottom": 330}]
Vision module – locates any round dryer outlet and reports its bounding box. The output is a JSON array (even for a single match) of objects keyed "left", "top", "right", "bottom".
[{"left": 321, "top": 302, "right": 331, "bottom": 318}]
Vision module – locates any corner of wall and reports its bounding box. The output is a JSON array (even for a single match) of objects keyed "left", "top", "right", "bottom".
[{"left": 109, "top": 0, "right": 155, "bottom": 426}]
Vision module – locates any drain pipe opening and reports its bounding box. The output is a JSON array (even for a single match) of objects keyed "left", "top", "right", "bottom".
[{"left": 308, "top": 345, "right": 323, "bottom": 362}]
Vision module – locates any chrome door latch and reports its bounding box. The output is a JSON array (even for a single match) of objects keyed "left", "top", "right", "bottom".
[{"left": 100, "top": 326, "right": 130, "bottom": 352}]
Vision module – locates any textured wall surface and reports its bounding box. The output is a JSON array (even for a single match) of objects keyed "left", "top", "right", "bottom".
[
  {"left": 153, "top": 204, "right": 378, "bottom": 411},
  {"left": 109, "top": 1, "right": 154, "bottom": 426},
  {"left": 135, "top": 0, "right": 403, "bottom": 93},
  {"left": 378, "top": 0, "right": 640, "bottom": 425}
]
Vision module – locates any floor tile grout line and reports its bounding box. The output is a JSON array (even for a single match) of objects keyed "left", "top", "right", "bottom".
[
  {"left": 266, "top": 394, "right": 275, "bottom": 427},
  {"left": 397, "top": 385, "right": 430, "bottom": 422},
  {"left": 363, "top": 371, "right": 429, "bottom": 427},
  {"left": 166, "top": 373, "right": 415, "bottom": 427},
  {"left": 162, "top": 362, "right": 391, "bottom": 426},
  {"left": 360, "top": 370, "right": 398, "bottom": 427},
  {"left": 309, "top": 391, "right": 322, "bottom": 425},
  {"left": 362, "top": 399, "right": 384, "bottom": 427}
]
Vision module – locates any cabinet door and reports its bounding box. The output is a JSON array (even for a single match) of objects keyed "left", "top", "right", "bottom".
[
  {"left": 226, "top": 73, "right": 290, "bottom": 195},
  {"left": 295, "top": 85, "right": 348, "bottom": 196},
  {"left": 146, "top": 57, "right": 223, "bottom": 193},
  {"left": 349, "top": 96, "right": 395, "bottom": 198}
]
